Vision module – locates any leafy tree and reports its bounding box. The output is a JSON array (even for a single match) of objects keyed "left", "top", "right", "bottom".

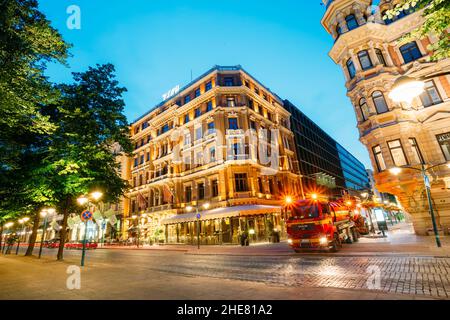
[
  {"left": 41, "top": 64, "right": 132, "bottom": 260},
  {"left": 0, "top": 0, "right": 70, "bottom": 254},
  {"left": 384, "top": 0, "right": 450, "bottom": 60}
]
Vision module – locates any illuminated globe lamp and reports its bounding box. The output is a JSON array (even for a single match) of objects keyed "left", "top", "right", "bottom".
[
  {"left": 389, "top": 76, "right": 425, "bottom": 104},
  {"left": 389, "top": 167, "right": 402, "bottom": 176}
]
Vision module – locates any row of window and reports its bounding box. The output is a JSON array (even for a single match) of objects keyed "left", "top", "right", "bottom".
[
  {"left": 336, "top": 7, "right": 416, "bottom": 38},
  {"left": 373, "top": 132, "right": 450, "bottom": 172},
  {"left": 358, "top": 80, "right": 442, "bottom": 121},
  {"left": 346, "top": 41, "right": 422, "bottom": 80}
]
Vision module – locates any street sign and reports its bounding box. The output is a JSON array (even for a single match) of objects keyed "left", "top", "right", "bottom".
[{"left": 81, "top": 210, "right": 93, "bottom": 222}]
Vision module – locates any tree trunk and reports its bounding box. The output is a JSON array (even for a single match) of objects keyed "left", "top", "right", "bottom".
[
  {"left": 25, "top": 210, "right": 41, "bottom": 256},
  {"left": 0, "top": 223, "right": 3, "bottom": 252},
  {"left": 57, "top": 199, "right": 70, "bottom": 261}
]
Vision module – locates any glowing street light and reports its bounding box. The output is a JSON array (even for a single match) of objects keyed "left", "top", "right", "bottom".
[
  {"left": 285, "top": 196, "right": 293, "bottom": 205},
  {"left": 38, "top": 208, "right": 55, "bottom": 259},
  {"left": 389, "top": 167, "right": 402, "bottom": 175},
  {"left": 389, "top": 75, "right": 425, "bottom": 104},
  {"left": 77, "top": 196, "right": 89, "bottom": 206},
  {"left": 311, "top": 193, "right": 318, "bottom": 200},
  {"left": 91, "top": 191, "right": 103, "bottom": 201}
]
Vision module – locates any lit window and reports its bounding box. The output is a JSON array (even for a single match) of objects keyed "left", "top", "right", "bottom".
[
  {"left": 184, "top": 132, "right": 191, "bottom": 146},
  {"left": 227, "top": 97, "right": 236, "bottom": 107},
  {"left": 420, "top": 80, "right": 442, "bottom": 107},
  {"left": 373, "top": 145, "right": 386, "bottom": 172},
  {"left": 198, "top": 183, "right": 205, "bottom": 200},
  {"left": 388, "top": 139, "right": 408, "bottom": 167},
  {"left": 345, "top": 14, "right": 358, "bottom": 31},
  {"left": 195, "top": 126, "right": 202, "bottom": 140},
  {"left": 400, "top": 42, "right": 422, "bottom": 64},
  {"left": 206, "top": 101, "right": 213, "bottom": 112},
  {"left": 375, "top": 49, "right": 387, "bottom": 66},
  {"left": 209, "top": 147, "right": 216, "bottom": 162},
  {"left": 228, "top": 118, "right": 238, "bottom": 130},
  {"left": 372, "top": 91, "right": 389, "bottom": 114},
  {"left": 234, "top": 173, "right": 248, "bottom": 192},
  {"left": 207, "top": 121, "right": 215, "bottom": 134},
  {"left": 408, "top": 138, "right": 424, "bottom": 164},
  {"left": 358, "top": 50, "right": 373, "bottom": 70},
  {"left": 185, "top": 186, "right": 192, "bottom": 202},
  {"left": 212, "top": 179, "right": 219, "bottom": 197},
  {"left": 437, "top": 132, "right": 450, "bottom": 161},
  {"left": 346, "top": 59, "right": 356, "bottom": 79},
  {"left": 359, "top": 98, "right": 370, "bottom": 121},
  {"left": 224, "top": 77, "right": 234, "bottom": 86}
]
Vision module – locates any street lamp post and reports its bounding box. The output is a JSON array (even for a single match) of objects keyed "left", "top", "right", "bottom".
[
  {"left": 38, "top": 209, "right": 54, "bottom": 259},
  {"left": 2, "top": 222, "right": 14, "bottom": 254},
  {"left": 15, "top": 217, "right": 29, "bottom": 255},
  {"left": 186, "top": 202, "right": 210, "bottom": 250},
  {"left": 389, "top": 162, "right": 450, "bottom": 248}
]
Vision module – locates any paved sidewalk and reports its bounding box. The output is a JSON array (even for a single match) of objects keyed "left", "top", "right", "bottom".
[{"left": 0, "top": 254, "right": 437, "bottom": 300}]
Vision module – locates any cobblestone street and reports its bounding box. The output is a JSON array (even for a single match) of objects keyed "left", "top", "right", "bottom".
[{"left": 1, "top": 244, "right": 449, "bottom": 299}]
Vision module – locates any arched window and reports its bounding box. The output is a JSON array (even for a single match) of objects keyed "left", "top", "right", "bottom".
[
  {"left": 357, "top": 50, "right": 373, "bottom": 70},
  {"left": 372, "top": 91, "right": 389, "bottom": 114},
  {"left": 345, "top": 14, "right": 358, "bottom": 31},
  {"left": 400, "top": 42, "right": 422, "bottom": 64},
  {"left": 346, "top": 58, "right": 356, "bottom": 79},
  {"left": 359, "top": 98, "right": 370, "bottom": 121},
  {"left": 375, "top": 49, "right": 387, "bottom": 66}
]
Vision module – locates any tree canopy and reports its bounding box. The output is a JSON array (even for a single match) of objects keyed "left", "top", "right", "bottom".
[{"left": 384, "top": 0, "right": 450, "bottom": 60}]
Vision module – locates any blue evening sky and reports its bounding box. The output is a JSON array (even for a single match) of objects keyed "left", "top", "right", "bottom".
[{"left": 38, "top": 0, "right": 371, "bottom": 168}]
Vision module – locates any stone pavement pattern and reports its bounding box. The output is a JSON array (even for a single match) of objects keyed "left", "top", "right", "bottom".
[{"left": 1, "top": 247, "right": 449, "bottom": 300}]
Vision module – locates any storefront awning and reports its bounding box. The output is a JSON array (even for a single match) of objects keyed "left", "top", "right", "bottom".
[{"left": 161, "top": 205, "right": 281, "bottom": 224}]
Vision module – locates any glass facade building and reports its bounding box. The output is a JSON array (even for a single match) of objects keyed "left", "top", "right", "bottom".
[{"left": 284, "top": 100, "right": 369, "bottom": 197}]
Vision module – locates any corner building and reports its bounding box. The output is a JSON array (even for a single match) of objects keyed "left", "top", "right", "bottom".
[
  {"left": 321, "top": 0, "right": 450, "bottom": 234},
  {"left": 125, "top": 66, "right": 301, "bottom": 245}
]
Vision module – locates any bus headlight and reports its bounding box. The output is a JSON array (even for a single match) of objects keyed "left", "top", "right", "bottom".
[
  {"left": 319, "top": 236, "right": 328, "bottom": 245},
  {"left": 287, "top": 239, "right": 293, "bottom": 244}
]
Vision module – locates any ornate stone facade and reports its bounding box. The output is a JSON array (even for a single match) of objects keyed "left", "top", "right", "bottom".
[{"left": 321, "top": 0, "right": 450, "bottom": 235}]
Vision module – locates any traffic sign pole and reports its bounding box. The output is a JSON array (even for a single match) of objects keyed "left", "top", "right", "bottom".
[
  {"left": 80, "top": 210, "right": 93, "bottom": 267},
  {"left": 81, "top": 221, "right": 88, "bottom": 266}
]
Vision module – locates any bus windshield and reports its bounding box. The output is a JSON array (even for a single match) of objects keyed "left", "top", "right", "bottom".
[{"left": 289, "top": 205, "right": 320, "bottom": 220}]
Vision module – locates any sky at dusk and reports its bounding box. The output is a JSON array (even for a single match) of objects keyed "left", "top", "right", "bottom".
[{"left": 38, "top": 0, "right": 371, "bottom": 168}]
